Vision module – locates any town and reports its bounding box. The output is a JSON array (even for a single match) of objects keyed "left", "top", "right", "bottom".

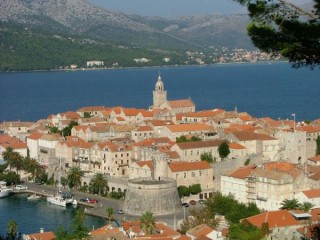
[{"left": 1, "top": 74, "right": 320, "bottom": 240}]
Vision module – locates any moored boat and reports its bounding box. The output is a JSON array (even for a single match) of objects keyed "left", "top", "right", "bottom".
[
  {"left": 27, "top": 194, "right": 41, "bottom": 200},
  {"left": 0, "top": 181, "right": 12, "bottom": 198}
]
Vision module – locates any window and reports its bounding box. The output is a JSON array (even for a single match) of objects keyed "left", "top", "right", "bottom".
[
  {"left": 191, "top": 172, "right": 195, "bottom": 177},
  {"left": 184, "top": 173, "right": 186, "bottom": 178}
]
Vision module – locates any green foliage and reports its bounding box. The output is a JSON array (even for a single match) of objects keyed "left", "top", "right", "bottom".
[
  {"left": 0, "top": 171, "right": 20, "bottom": 186},
  {"left": 189, "top": 184, "right": 202, "bottom": 195},
  {"left": 55, "top": 225, "right": 69, "bottom": 240},
  {"left": 244, "top": 158, "right": 251, "bottom": 166},
  {"left": 299, "top": 201, "right": 315, "bottom": 212},
  {"left": 83, "top": 112, "right": 91, "bottom": 118},
  {"left": 62, "top": 121, "right": 78, "bottom": 137},
  {"left": 139, "top": 211, "right": 156, "bottom": 235},
  {"left": 109, "top": 191, "right": 124, "bottom": 200},
  {"left": 218, "top": 142, "right": 230, "bottom": 160},
  {"left": 233, "top": 0, "right": 320, "bottom": 69},
  {"left": 316, "top": 136, "right": 320, "bottom": 156},
  {"left": 71, "top": 208, "right": 89, "bottom": 239},
  {"left": 200, "top": 152, "right": 213, "bottom": 163},
  {"left": 106, "top": 208, "right": 114, "bottom": 224},
  {"left": 48, "top": 126, "right": 61, "bottom": 134},
  {"left": 280, "top": 198, "right": 300, "bottom": 210},
  {"left": 229, "top": 222, "right": 264, "bottom": 240},
  {"left": 206, "top": 192, "right": 260, "bottom": 224},
  {"left": 176, "top": 135, "right": 202, "bottom": 143},
  {"left": 67, "top": 166, "right": 83, "bottom": 190},
  {"left": 89, "top": 173, "right": 108, "bottom": 195},
  {"left": 7, "top": 220, "right": 19, "bottom": 240},
  {"left": 2, "top": 147, "right": 24, "bottom": 173},
  {"left": 0, "top": 22, "right": 189, "bottom": 72},
  {"left": 178, "top": 185, "right": 190, "bottom": 198},
  {"left": 179, "top": 206, "right": 217, "bottom": 234}
]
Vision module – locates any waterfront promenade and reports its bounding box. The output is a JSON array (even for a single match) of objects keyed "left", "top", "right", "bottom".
[{"left": 19, "top": 182, "right": 190, "bottom": 229}]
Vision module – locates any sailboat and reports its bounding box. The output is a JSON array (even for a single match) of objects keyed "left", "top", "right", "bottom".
[{"left": 47, "top": 158, "right": 67, "bottom": 207}]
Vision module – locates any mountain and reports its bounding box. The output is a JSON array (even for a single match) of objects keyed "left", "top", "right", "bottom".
[
  {"left": 0, "top": 0, "right": 253, "bottom": 50},
  {"left": 0, "top": 0, "right": 257, "bottom": 71}
]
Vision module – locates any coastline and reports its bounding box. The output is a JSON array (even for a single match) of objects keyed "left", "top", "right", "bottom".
[{"left": 0, "top": 60, "right": 287, "bottom": 74}]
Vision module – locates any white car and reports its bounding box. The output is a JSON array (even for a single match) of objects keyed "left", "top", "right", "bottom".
[{"left": 15, "top": 185, "right": 28, "bottom": 190}]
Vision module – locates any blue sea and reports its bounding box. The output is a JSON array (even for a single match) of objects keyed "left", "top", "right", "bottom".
[{"left": 0, "top": 63, "right": 319, "bottom": 122}]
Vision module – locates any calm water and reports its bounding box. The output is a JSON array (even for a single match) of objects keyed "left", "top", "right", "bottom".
[
  {"left": 0, "top": 194, "right": 106, "bottom": 236},
  {"left": 0, "top": 63, "right": 319, "bottom": 122}
]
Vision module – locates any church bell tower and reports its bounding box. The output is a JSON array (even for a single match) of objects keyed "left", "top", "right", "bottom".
[{"left": 153, "top": 73, "right": 167, "bottom": 109}]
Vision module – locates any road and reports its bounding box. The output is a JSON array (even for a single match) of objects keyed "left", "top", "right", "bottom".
[{"left": 22, "top": 182, "right": 195, "bottom": 228}]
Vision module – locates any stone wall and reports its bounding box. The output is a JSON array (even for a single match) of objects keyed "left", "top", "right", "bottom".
[{"left": 124, "top": 177, "right": 181, "bottom": 216}]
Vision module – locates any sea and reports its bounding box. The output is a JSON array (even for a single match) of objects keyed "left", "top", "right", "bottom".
[
  {"left": 0, "top": 62, "right": 319, "bottom": 234},
  {"left": 0, "top": 194, "right": 106, "bottom": 236},
  {"left": 0, "top": 62, "right": 319, "bottom": 122}
]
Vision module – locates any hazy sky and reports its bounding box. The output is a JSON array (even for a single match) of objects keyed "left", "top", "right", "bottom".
[{"left": 88, "top": 0, "right": 312, "bottom": 17}]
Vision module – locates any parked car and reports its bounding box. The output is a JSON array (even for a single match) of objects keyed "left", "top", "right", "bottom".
[
  {"left": 116, "top": 209, "right": 124, "bottom": 214},
  {"left": 79, "top": 198, "right": 98, "bottom": 204},
  {"left": 189, "top": 200, "right": 197, "bottom": 205},
  {"left": 15, "top": 185, "right": 28, "bottom": 190},
  {"left": 182, "top": 202, "right": 189, "bottom": 207}
]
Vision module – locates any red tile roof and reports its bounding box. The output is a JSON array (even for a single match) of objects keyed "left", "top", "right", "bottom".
[
  {"left": 231, "top": 131, "right": 277, "bottom": 141},
  {"left": 167, "top": 123, "right": 214, "bottom": 133},
  {"left": 27, "top": 132, "right": 44, "bottom": 140},
  {"left": 302, "top": 189, "right": 320, "bottom": 199},
  {"left": 228, "top": 165, "right": 256, "bottom": 179},
  {"left": 27, "top": 231, "right": 55, "bottom": 240},
  {"left": 168, "top": 99, "right": 195, "bottom": 108},
  {"left": 187, "top": 224, "right": 214, "bottom": 238},
  {"left": 176, "top": 139, "right": 226, "bottom": 150},
  {"left": 244, "top": 210, "right": 299, "bottom": 228},
  {"left": 228, "top": 142, "right": 246, "bottom": 150},
  {"left": 169, "top": 161, "right": 211, "bottom": 172}
]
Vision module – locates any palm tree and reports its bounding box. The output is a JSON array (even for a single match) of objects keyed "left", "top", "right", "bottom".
[
  {"left": 139, "top": 211, "right": 156, "bottom": 235},
  {"left": 106, "top": 208, "right": 114, "bottom": 224},
  {"left": 89, "top": 173, "right": 108, "bottom": 195},
  {"left": 24, "top": 157, "right": 41, "bottom": 179},
  {"left": 280, "top": 198, "right": 300, "bottom": 210},
  {"left": 299, "top": 201, "right": 315, "bottom": 212},
  {"left": 67, "top": 166, "right": 83, "bottom": 190},
  {"left": 7, "top": 220, "right": 18, "bottom": 239},
  {"left": 2, "top": 147, "right": 23, "bottom": 172}
]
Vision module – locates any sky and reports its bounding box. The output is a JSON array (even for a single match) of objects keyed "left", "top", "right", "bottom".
[{"left": 88, "top": 0, "right": 312, "bottom": 17}]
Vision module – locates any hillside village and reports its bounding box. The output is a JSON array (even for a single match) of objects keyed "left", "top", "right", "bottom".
[{"left": 1, "top": 74, "right": 320, "bottom": 239}]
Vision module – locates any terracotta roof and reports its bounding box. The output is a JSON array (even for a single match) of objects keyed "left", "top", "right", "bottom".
[
  {"left": 27, "top": 231, "right": 56, "bottom": 240},
  {"left": 183, "top": 109, "right": 224, "bottom": 118},
  {"left": 231, "top": 131, "right": 277, "bottom": 141},
  {"left": 187, "top": 224, "right": 213, "bottom": 238},
  {"left": 168, "top": 99, "right": 195, "bottom": 108},
  {"left": 136, "top": 160, "right": 153, "bottom": 169},
  {"left": 27, "top": 132, "right": 43, "bottom": 140},
  {"left": 167, "top": 123, "right": 214, "bottom": 133},
  {"left": 40, "top": 133, "right": 61, "bottom": 141},
  {"left": 303, "top": 189, "right": 320, "bottom": 199},
  {"left": 308, "top": 156, "right": 320, "bottom": 162},
  {"left": 228, "top": 142, "right": 246, "bottom": 150},
  {"left": 146, "top": 120, "right": 174, "bottom": 127},
  {"left": 244, "top": 210, "right": 299, "bottom": 229},
  {"left": 296, "top": 125, "right": 320, "bottom": 133},
  {"left": 169, "top": 161, "right": 211, "bottom": 172},
  {"left": 175, "top": 235, "right": 192, "bottom": 240},
  {"left": 176, "top": 139, "right": 226, "bottom": 150},
  {"left": 228, "top": 165, "right": 256, "bottom": 179},
  {"left": 73, "top": 125, "right": 89, "bottom": 132},
  {"left": 78, "top": 106, "right": 105, "bottom": 112},
  {"left": 135, "top": 126, "right": 153, "bottom": 132},
  {"left": 0, "top": 134, "right": 28, "bottom": 149}
]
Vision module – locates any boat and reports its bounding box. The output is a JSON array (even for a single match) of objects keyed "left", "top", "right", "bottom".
[
  {"left": 27, "top": 194, "right": 41, "bottom": 200},
  {"left": 0, "top": 181, "right": 12, "bottom": 198},
  {"left": 47, "top": 158, "right": 67, "bottom": 207}
]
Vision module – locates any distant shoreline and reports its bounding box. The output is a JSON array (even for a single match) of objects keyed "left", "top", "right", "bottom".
[{"left": 0, "top": 60, "right": 287, "bottom": 74}]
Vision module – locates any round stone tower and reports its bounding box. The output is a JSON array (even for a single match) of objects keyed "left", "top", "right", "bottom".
[{"left": 123, "top": 151, "right": 181, "bottom": 216}]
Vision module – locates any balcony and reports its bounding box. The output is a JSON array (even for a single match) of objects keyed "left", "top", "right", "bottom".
[{"left": 256, "top": 196, "right": 268, "bottom": 201}]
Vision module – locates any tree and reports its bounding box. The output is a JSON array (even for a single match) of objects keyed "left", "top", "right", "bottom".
[
  {"left": 2, "top": 171, "right": 20, "bottom": 186},
  {"left": 200, "top": 152, "right": 213, "bottom": 163},
  {"left": 232, "top": 0, "right": 320, "bottom": 69},
  {"left": 179, "top": 206, "right": 217, "bottom": 234},
  {"left": 178, "top": 185, "right": 190, "bottom": 198},
  {"left": 229, "top": 221, "right": 264, "bottom": 240},
  {"left": 218, "top": 142, "right": 230, "bottom": 160},
  {"left": 83, "top": 112, "right": 91, "bottom": 118},
  {"left": 106, "top": 208, "right": 114, "bottom": 224},
  {"left": 62, "top": 120, "right": 78, "bottom": 137},
  {"left": 24, "top": 157, "right": 42, "bottom": 179},
  {"left": 89, "top": 173, "right": 108, "bottom": 195},
  {"left": 2, "top": 147, "right": 23, "bottom": 172},
  {"left": 189, "top": 184, "right": 202, "bottom": 195},
  {"left": 71, "top": 208, "right": 89, "bottom": 239},
  {"left": 67, "top": 166, "right": 83, "bottom": 190},
  {"left": 139, "top": 211, "right": 156, "bottom": 235},
  {"left": 280, "top": 198, "right": 300, "bottom": 210},
  {"left": 316, "top": 136, "right": 320, "bottom": 156},
  {"left": 7, "top": 220, "right": 18, "bottom": 240},
  {"left": 299, "top": 201, "right": 315, "bottom": 212},
  {"left": 55, "top": 225, "right": 69, "bottom": 240}
]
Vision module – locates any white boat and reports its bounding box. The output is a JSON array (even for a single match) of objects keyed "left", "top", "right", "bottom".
[
  {"left": 0, "top": 181, "right": 12, "bottom": 198},
  {"left": 47, "top": 194, "right": 67, "bottom": 207},
  {"left": 27, "top": 194, "right": 41, "bottom": 200}
]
